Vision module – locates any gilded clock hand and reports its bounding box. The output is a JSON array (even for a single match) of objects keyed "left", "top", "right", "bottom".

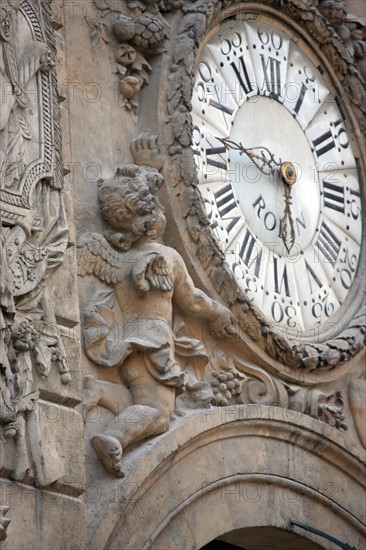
[{"left": 218, "top": 137, "right": 298, "bottom": 253}]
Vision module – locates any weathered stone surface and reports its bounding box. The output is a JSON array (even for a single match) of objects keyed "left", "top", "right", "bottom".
[{"left": 0, "top": 479, "right": 86, "bottom": 550}]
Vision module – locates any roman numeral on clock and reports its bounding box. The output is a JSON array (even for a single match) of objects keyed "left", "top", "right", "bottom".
[
  {"left": 311, "top": 119, "right": 349, "bottom": 158},
  {"left": 293, "top": 82, "right": 307, "bottom": 115},
  {"left": 305, "top": 259, "right": 323, "bottom": 294},
  {"left": 315, "top": 221, "right": 341, "bottom": 267},
  {"left": 214, "top": 184, "right": 240, "bottom": 234},
  {"left": 238, "top": 228, "right": 262, "bottom": 277},
  {"left": 205, "top": 146, "right": 227, "bottom": 170},
  {"left": 273, "top": 257, "right": 290, "bottom": 297},
  {"left": 230, "top": 56, "right": 253, "bottom": 96},
  {"left": 323, "top": 181, "right": 345, "bottom": 213},
  {"left": 208, "top": 99, "right": 234, "bottom": 116},
  {"left": 312, "top": 130, "right": 335, "bottom": 157},
  {"left": 260, "top": 55, "right": 281, "bottom": 98}
]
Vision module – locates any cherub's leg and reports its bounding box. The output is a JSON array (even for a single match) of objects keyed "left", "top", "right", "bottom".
[
  {"left": 92, "top": 403, "right": 160, "bottom": 477},
  {"left": 91, "top": 351, "right": 178, "bottom": 477},
  {"left": 83, "top": 375, "right": 132, "bottom": 417}
]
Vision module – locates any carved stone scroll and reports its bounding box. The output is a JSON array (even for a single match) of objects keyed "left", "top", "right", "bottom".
[{"left": 209, "top": 349, "right": 348, "bottom": 431}]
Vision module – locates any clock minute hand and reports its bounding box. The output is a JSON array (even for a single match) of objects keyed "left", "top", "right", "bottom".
[{"left": 280, "top": 162, "right": 297, "bottom": 254}]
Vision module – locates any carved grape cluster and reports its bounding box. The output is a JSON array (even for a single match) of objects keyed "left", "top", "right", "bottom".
[{"left": 211, "top": 368, "right": 243, "bottom": 406}]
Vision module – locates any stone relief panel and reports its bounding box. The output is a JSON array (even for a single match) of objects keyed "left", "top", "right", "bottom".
[
  {"left": 79, "top": 131, "right": 236, "bottom": 477},
  {"left": 0, "top": 0, "right": 76, "bottom": 488}
]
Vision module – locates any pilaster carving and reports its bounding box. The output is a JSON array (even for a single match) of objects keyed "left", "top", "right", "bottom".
[
  {"left": 0, "top": 0, "right": 70, "bottom": 486},
  {"left": 79, "top": 132, "right": 235, "bottom": 477}
]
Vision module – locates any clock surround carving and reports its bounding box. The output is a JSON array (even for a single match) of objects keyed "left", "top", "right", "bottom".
[{"left": 160, "top": 0, "right": 366, "bottom": 377}]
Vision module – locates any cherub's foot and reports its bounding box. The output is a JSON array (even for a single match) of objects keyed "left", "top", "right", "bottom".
[
  {"left": 83, "top": 375, "right": 100, "bottom": 421},
  {"left": 91, "top": 434, "right": 125, "bottom": 478}
]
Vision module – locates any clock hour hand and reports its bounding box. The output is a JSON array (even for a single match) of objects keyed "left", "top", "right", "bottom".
[
  {"left": 217, "top": 137, "right": 282, "bottom": 177},
  {"left": 218, "top": 137, "right": 298, "bottom": 253}
]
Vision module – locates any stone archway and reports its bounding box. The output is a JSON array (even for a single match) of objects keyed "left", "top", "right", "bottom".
[
  {"left": 204, "top": 527, "right": 324, "bottom": 549},
  {"left": 86, "top": 406, "right": 366, "bottom": 549}
]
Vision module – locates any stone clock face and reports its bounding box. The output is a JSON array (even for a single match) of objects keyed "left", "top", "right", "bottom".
[{"left": 192, "top": 18, "right": 363, "bottom": 335}]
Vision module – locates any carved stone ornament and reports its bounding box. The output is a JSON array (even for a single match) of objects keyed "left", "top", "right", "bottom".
[
  {"left": 78, "top": 131, "right": 236, "bottom": 477},
  {"left": 209, "top": 349, "right": 348, "bottom": 431},
  {"left": 0, "top": 0, "right": 70, "bottom": 486},
  {"left": 85, "top": 0, "right": 173, "bottom": 121},
  {"left": 159, "top": 0, "right": 366, "bottom": 376}
]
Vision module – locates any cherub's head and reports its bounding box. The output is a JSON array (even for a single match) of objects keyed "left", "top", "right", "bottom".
[{"left": 98, "top": 163, "right": 165, "bottom": 250}]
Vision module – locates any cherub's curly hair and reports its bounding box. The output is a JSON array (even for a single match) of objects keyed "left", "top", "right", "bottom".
[{"left": 97, "top": 163, "right": 164, "bottom": 251}]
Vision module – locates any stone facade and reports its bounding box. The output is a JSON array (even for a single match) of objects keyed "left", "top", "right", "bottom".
[{"left": 0, "top": 0, "right": 365, "bottom": 549}]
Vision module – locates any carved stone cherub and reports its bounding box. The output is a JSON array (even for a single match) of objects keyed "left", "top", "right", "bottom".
[{"left": 79, "top": 163, "right": 235, "bottom": 477}]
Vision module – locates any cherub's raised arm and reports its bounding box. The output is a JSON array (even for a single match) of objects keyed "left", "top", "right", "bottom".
[{"left": 172, "top": 251, "right": 236, "bottom": 337}]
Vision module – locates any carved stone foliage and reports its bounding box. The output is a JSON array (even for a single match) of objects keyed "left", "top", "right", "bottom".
[
  {"left": 85, "top": 0, "right": 171, "bottom": 120},
  {"left": 78, "top": 131, "right": 235, "bottom": 477},
  {"left": 162, "top": 0, "right": 366, "bottom": 375},
  {"left": 0, "top": 0, "right": 70, "bottom": 486}
]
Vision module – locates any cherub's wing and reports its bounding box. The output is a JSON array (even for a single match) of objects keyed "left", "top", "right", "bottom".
[
  {"left": 132, "top": 252, "right": 174, "bottom": 293},
  {"left": 77, "top": 233, "right": 123, "bottom": 284}
]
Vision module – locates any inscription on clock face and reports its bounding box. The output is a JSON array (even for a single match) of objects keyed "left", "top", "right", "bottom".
[{"left": 192, "top": 19, "right": 363, "bottom": 334}]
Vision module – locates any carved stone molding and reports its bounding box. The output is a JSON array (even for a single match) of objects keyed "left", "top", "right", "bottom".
[
  {"left": 0, "top": 0, "right": 71, "bottom": 487},
  {"left": 348, "top": 374, "right": 366, "bottom": 448},
  {"left": 161, "top": 0, "right": 366, "bottom": 376}
]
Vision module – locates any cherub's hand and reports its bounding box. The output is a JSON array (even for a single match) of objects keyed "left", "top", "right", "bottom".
[
  {"left": 208, "top": 306, "right": 237, "bottom": 339},
  {"left": 130, "top": 129, "right": 163, "bottom": 170}
]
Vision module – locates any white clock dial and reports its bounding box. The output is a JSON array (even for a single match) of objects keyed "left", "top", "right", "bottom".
[{"left": 192, "top": 18, "right": 363, "bottom": 334}]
